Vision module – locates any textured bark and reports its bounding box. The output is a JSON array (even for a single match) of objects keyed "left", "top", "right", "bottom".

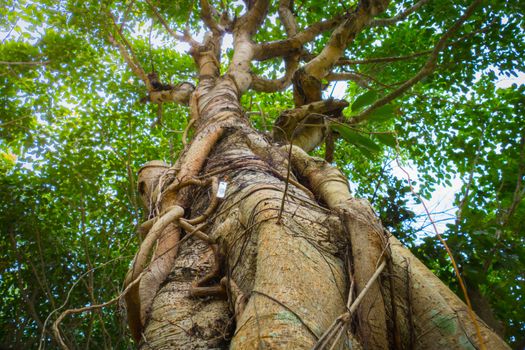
[
  {"left": 127, "top": 77, "right": 510, "bottom": 349},
  {"left": 210, "top": 135, "right": 347, "bottom": 349},
  {"left": 388, "top": 237, "right": 509, "bottom": 349},
  {"left": 139, "top": 237, "right": 231, "bottom": 349}
]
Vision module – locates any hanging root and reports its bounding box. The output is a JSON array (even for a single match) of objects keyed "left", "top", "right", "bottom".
[
  {"left": 124, "top": 206, "right": 184, "bottom": 341},
  {"left": 124, "top": 127, "right": 224, "bottom": 341},
  {"left": 189, "top": 243, "right": 226, "bottom": 298},
  {"left": 313, "top": 261, "right": 386, "bottom": 350},
  {"left": 126, "top": 206, "right": 185, "bottom": 285},
  {"left": 162, "top": 125, "right": 224, "bottom": 207}
]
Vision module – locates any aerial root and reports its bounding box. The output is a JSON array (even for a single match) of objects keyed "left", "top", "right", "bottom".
[
  {"left": 52, "top": 271, "right": 145, "bottom": 350},
  {"left": 125, "top": 172, "right": 225, "bottom": 340},
  {"left": 125, "top": 205, "right": 185, "bottom": 286},
  {"left": 189, "top": 244, "right": 225, "bottom": 298},
  {"left": 220, "top": 277, "right": 247, "bottom": 322}
]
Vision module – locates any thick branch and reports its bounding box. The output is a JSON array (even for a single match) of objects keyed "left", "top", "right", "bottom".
[
  {"left": 226, "top": 0, "right": 270, "bottom": 92},
  {"left": 278, "top": 0, "right": 297, "bottom": 36},
  {"left": 303, "top": 0, "right": 390, "bottom": 80},
  {"left": 349, "top": 0, "right": 483, "bottom": 124},
  {"left": 240, "top": 0, "right": 270, "bottom": 35},
  {"left": 369, "top": 0, "right": 430, "bottom": 27},
  {"left": 200, "top": 0, "right": 224, "bottom": 33},
  {"left": 148, "top": 82, "right": 195, "bottom": 104},
  {"left": 253, "top": 14, "right": 345, "bottom": 61},
  {"left": 273, "top": 99, "right": 348, "bottom": 151},
  {"left": 250, "top": 55, "right": 299, "bottom": 92}
]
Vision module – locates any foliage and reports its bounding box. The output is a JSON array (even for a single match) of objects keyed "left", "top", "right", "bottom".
[{"left": 0, "top": 0, "right": 524, "bottom": 348}]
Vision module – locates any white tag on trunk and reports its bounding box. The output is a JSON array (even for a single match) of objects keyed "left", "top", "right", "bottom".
[{"left": 217, "top": 181, "right": 228, "bottom": 198}]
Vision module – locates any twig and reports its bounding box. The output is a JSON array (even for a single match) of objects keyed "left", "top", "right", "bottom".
[
  {"left": 145, "top": 0, "right": 197, "bottom": 46},
  {"left": 277, "top": 136, "right": 294, "bottom": 223},
  {"left": 369, "top": 0, "right": 430, "bottom": 27},
  {"left": 38, "top": 256, "right": 130, "bottom": 350},
  {"left": 312, "top": 261, "right": 387, "bottom": 350},
  {"left": 0, "top": 60, "right": 50, "bottom": 65},
  {"left": 52, "top": 272, "right": 145, "bottom": 350},
  {"left": 182, "top": 118, "right": 196, "bottom": 147},
  {"left": 349, "top": 0, "right": 484, "bottom": 124}
]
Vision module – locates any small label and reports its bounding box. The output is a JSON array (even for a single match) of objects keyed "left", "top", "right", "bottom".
[{"left": 217, "top": 181, "right": 228, "bottom": 198}]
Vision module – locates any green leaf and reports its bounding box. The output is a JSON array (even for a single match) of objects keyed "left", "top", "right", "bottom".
[
  {"left": 352, "top": 91, "right": 377, "bottom": 111},
  {"left": 375, "top": 133, "right": 397, "bottom": 148},
  {"left": 368, "top": 104, "right": 396, "bottom": 122},
  {"left": 354, "top": 144, "right": 375, "bottom": 159},
  {"left": 331, "top": 124, "right": 381, "bottom": 156}
]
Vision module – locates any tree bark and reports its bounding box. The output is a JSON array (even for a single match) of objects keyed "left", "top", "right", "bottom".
[{"left": 129, "top": 76, "right": 509, "bottom": 349}]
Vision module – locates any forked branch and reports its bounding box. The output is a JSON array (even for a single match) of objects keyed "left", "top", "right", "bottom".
[
  {"left": 200, "top": 0, "right": 224, "bottom": 33},
  {"left": 107, "top": 11, "right": 195, "bottom": 105},
  {"left": 241, "top": 0, "right": 270, "bottom": 35},
  {"left": 250, "top": 55, "right": 299, "bottom": 92}
]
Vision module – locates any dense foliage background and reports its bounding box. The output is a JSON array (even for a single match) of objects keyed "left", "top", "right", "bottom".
[{"left": 1, "top": 0, "right": 524, "bottom": 348}]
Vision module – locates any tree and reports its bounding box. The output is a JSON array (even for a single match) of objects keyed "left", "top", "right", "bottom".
[{"left": 0, "top": 0, "right": 523, "bottom": 349}]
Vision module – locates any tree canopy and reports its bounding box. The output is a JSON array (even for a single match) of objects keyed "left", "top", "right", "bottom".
[{"left": 0, "top": 0, "right": 524, "bottom": 348}]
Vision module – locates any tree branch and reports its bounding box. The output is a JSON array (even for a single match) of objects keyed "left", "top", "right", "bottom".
[
  {"left": 106, "top": 11, "right": 154, "bottom": 90},
  {"left": 273, "top": 99, "right": 349, "bottom": 150},
  {"left": 200, "top": 0, "right": 224, "bottom": 33},
  {"left": 349, "top": 0, "right": 483, "bottom": 124},
  {"left": 0, "top": 60, "right": 50, "bottom": 66},
  {"left": 253, "top": 14, "right": 346, "bottom": 61},
  {"left": 226, "top": 1, "right": 270, "bottom": 92},
  {"left": 303, "top": 0, "right": 391, "bottom": 80},
  {"left": 278, "top": 0, "right": 298, "bottom": 37},
  {"left": 108, "top": 33, "right": 151, "bottom": 90},
  {"left": 250, "top": 55, "right": 299, "bottom": 92},
  {"left": 335, "top": 20, "right": 494, "bottom": 66},
  {"left": 239, "top": 0, "right": 270, "bottom": 35},
  {"left": 369, "top": 0, "right": 430, "bottom": 27},
  {"left": 336, "top": 50, "right": 430, "bottom": 65},
  {"left": 148, "top": 82, "right": 195, "bottom": 104},
  {"left": 327, "top": 71, "right": 398, "bottom": 89},
  {"left": 325, "top": 72, "right": 373, "bottom": 88},
  {"left": 107, "top": 10, "right": 197, "bottom": 105}
]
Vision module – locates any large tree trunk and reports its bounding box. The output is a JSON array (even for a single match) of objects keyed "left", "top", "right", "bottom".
[{"left": 129, "top": 76, "right": 509, "bottom": 350}]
